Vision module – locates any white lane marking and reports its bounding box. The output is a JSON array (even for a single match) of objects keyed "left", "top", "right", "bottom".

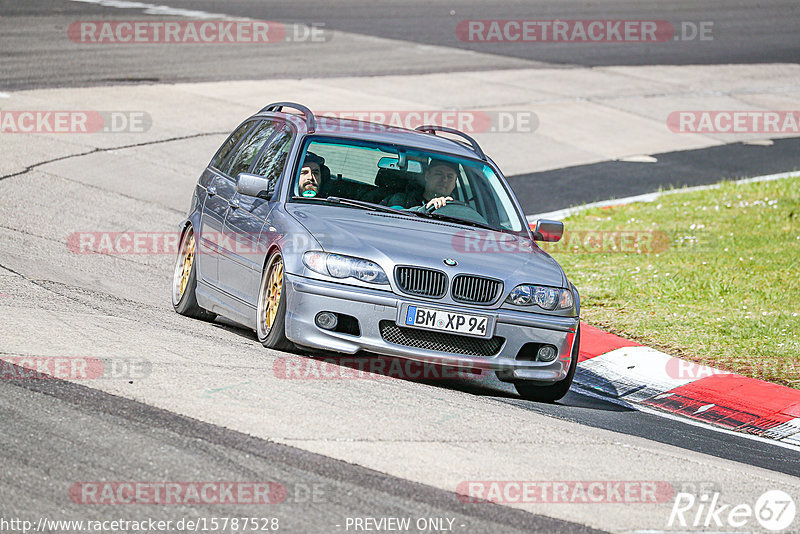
[
  {"left": 67, "top": 0, "right": 238, "bottom": 20},
  {"left": 618, "top": 154, "right": 658, "bottom": 163},
  {"left": 763, "top": 417, "right": 800, "bottom": 441},
  {"left": 571, "top": 384, "right": 800, "bottom": 453},
  {"left": 743, "top": 139, "right": 774, "bottom": 146},
  {"left": 528, "top": 170, "right": 800, "bottom": 220}
]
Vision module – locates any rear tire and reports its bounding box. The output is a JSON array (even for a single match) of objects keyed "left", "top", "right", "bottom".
[
  {"left": 172, "top": 226, "right": 216, "bottom": 321},
  {"left": 514, "top": 326, "right": 580, "bottom": 403},
  {"left": 256, "top": 252, "right": 294, "bottom": 351}
]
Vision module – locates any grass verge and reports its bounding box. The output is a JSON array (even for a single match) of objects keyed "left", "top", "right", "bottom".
[{"left": 542, "top": 174, "right": 800, "bottom": 388}]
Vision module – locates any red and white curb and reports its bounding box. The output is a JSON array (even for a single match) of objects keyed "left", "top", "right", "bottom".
[{"left": 576, "top": 323, "right": 800, "bottom": 446}]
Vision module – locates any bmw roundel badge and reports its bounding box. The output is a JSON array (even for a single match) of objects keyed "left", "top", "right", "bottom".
[{"left": 443, "top": 258, "right": 458, "bottom": 267}]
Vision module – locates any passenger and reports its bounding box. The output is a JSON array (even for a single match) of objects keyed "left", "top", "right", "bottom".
[
  {"left": 381, "top": 159, "right": 459, "bottom": 210},
  {"left": 298, "top": 152, "right": 326, "bottom": 197}
]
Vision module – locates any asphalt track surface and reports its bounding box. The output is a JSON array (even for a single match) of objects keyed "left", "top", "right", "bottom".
[
  {"left": 2, "top": 1, "right": 800, "bottom": 532},
  {"left": 513, "top": 137, "right": 800, "bottom": 214},
  {"left": 1, "top": 366, "right": 598, "bottom": 534},
  {"left": 146, "top": 0, "right": 800, "bottom": 66},
  {"left": 3, "top": 0, "right": 799, "bottom": 204},
  {"left": 2, "top": 0, "right": 799, "bottom": 89}
]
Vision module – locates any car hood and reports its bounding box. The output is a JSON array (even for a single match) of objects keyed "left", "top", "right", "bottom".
[{"left": 288, "top": 204, "right": 567, "bottom": 288}]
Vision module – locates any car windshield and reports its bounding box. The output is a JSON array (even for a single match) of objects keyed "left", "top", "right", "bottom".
[{"left": 289, "top": 137, "right": 526, "bottom": 233}]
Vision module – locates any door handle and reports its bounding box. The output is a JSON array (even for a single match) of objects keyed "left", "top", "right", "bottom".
[
  {"left": 229, "top": 198, "right": 240, "bottom": 210},
  {"left": 207, "top": 186, "right": 217, "bottom": 196}
]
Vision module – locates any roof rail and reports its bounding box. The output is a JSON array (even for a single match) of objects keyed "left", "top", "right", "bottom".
[
  {"left": 260, "top": 102, "right": 316, "bottom": 133},
  {"left": 414, "top": 125, "right": 486, "bottom": 160}
]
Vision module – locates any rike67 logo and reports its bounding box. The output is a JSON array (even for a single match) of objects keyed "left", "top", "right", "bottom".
[{"left": 669, "top": 490, "right": 796, "bottom": 531}]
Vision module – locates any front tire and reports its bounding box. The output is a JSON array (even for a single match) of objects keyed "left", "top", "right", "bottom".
[
  {"left": 256, "top": 252, "right": 293, "bottom": 351},
  {"left": 172, "top": 226, "right": 216, "bottom": 321},
  {"left": 514, "top": 326, "right": 580, "bottom": 403}
]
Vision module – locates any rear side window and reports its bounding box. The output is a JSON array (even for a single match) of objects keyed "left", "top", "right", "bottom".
[
  {"left": 221, "top": 120, "right": 278, "bottom": 179},
  {"left": 210, "top": 121, "right": 255, "bottom": 171},
  {"left": 251, "top": 124, "right": 295, "bottom": 187}
]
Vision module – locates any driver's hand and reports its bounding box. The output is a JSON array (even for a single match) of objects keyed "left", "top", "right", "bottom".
[{"left": 425, "top": 196, "right": 453, "bottom": 210}]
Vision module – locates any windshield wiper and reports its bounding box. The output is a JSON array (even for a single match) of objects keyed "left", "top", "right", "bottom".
[
  {"left": 315, "top": 196, "right": 415, "bottom": 216},
  {"left": 410, "top": 211, "right": 501, "bottom": 232},
  {"left": 291, "top": 195, "right": 502, "bottom": 230}
]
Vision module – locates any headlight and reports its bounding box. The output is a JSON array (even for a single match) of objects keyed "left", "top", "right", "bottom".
[
  {"left": 506, "top": 285, "right": 573, "bottom": 310},
  {"left": 303, "top": 251, "right": 389, "bottom": 285}
]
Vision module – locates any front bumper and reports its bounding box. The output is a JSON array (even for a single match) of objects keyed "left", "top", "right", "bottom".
[{"left": 283, "top": 274, "right": 579, "bottom": 383}]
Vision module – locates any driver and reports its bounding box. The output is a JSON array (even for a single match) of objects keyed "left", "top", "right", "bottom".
[
  {"left": 298, "top": 152, "right": 326, "bottom": 197},
  {"left": 381, "top": 159, "right": 459, "bottom": 210}
]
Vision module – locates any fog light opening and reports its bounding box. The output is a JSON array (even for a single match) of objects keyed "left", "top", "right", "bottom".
[
  {"left": 315, "top": 311, "right": 338, "bottom": 330},
  {"left": 537, "top": 345, "right": 558, "bottom": 362}
]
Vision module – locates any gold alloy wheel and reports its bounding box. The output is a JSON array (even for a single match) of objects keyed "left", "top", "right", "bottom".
[
  {"left": 263, "top": 259, "right": 283, "bottom": 332},
  {"left": 178, "top": 232, "right": 195, "bottom": 300}
]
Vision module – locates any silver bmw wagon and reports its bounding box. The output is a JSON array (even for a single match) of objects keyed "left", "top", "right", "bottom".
[{"left": 172, "top": 102, "right": 580, "bottom": 402}]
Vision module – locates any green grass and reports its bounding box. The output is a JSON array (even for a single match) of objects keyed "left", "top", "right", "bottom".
[{"left": 542, "top": 175, "right": 800, "bottom": 388}]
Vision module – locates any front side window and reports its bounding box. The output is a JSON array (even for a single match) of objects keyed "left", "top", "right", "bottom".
[
  {"left": 221, "top": 120, "right": 277, "bottom": 179},
  {"left": 289, "top": 138, "right": 525, "bottom": 233}
]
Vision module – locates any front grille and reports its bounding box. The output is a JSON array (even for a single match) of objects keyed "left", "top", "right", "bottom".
[
  {"left": 452, "top": 275, "right": 503, "bottom": 304},
  {"left": 379, "top": 321, "right": 505, "bottom": 357},
  {"left": 395, "top": 266, "right": 447, "bottom": 298}
]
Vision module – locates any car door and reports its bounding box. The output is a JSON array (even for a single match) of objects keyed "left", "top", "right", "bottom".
[
  {"left": 220, "top": 121, "right": 296, "bottom": 303},
  {"left": 210, "top": 119, "right": 279, "bottom": 296},
  {"left": 197, "top": 120, "right": 257, "bottom": 285}
]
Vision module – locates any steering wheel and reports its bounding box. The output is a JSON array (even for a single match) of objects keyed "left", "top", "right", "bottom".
[
  {"left": 426, "top": 199, "right": 490, "bottom": 225},
  {"left": 425, "top": 199, "right": 469, "bottom": 212}
]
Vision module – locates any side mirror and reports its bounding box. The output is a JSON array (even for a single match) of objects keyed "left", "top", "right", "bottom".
[
  {"left": 236, "top": 173, "right": 273, "bottom": 200},
  {"left": 531, "top": 219, "right": 563, "bottom": 242}
]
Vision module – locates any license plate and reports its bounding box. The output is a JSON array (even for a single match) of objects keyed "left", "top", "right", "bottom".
[{"left": 401, "top": 304, "right": 492, "bottom": 338}]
